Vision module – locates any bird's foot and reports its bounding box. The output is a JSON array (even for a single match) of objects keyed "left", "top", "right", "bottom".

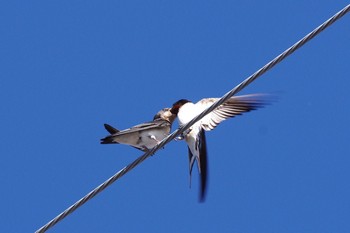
[
  {"left": 175, "top": 128, "right": 191, "bottom": 141},
  {"left": 175, "top": 135, "right": 185, "bottom": 141}
]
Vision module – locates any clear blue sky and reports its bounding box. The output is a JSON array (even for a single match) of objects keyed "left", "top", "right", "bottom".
[{"left": 1, "top": 1, "right": 350, "bottom": 232}]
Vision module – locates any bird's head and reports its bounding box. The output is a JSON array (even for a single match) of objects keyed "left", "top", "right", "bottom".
[
  {"left": 170, "top": 99, "right": 190, "bottom": 115},
  {"left": 153, "top": 108, "right": 176, "bottom": 123}
]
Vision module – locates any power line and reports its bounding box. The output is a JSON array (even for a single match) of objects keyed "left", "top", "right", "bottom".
[{"left": 35, "top": 4, "right": 350, "bottom": 233}]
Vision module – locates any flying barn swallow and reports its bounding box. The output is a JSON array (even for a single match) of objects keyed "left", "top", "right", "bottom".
[
  {"left": 170, "top": 94, "right": 271, "bottom": 202},
  {"left": 101, "top": 108, "right": 176, "bottom": 152}
]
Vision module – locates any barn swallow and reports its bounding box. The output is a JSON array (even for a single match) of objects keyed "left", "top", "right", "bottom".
[
  {"left": 170, "top": 94, "right": 271, "bottom": 202},
  {"left": 101, "top": 108, "right": 176, "bottom": 152}
]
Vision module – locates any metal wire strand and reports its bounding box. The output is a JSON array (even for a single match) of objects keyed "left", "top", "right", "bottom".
[{"left": 36, "top": 4, "right": 350, "bottom": 233}]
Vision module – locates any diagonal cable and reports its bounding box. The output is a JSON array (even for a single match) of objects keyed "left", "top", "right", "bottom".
[{"left": 36, "top": 4, "right": 350, "bottom": 233}]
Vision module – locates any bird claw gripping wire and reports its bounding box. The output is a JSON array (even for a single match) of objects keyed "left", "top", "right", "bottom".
[{"left": 175, "top": 128, "right": 192, "bottom": 141}]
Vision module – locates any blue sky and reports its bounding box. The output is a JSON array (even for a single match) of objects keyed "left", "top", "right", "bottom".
[{"left": 1, "top": 1, "right": 350, "bottom": 232}]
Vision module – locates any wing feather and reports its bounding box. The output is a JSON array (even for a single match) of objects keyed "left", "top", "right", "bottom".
[
  {"left": 199, "top": 94, "right": 271, "bottom": 131},
  {"left": 111, "top": 119, "right": 170, "bottom": 136}
]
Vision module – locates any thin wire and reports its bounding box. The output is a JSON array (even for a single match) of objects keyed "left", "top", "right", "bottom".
[{"left": 36, "top": 4, "right": 350, "bottom": 233}]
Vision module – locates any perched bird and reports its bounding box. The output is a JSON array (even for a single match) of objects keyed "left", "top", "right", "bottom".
[
  {"left": 101, "top": 108, "right": 176, "bottom": 152},
  {"left": 170, "top": 94, "right": 271, "bottom": 202}
]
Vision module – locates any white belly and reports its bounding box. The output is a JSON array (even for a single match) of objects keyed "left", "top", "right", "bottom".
[{"left": 178, "top": 102, "right": 198, "bottom": 126}]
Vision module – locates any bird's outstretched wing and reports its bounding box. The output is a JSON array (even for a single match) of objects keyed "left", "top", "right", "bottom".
[{"left": 198, "top": 94, "right": 271, "bottom": 131}]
